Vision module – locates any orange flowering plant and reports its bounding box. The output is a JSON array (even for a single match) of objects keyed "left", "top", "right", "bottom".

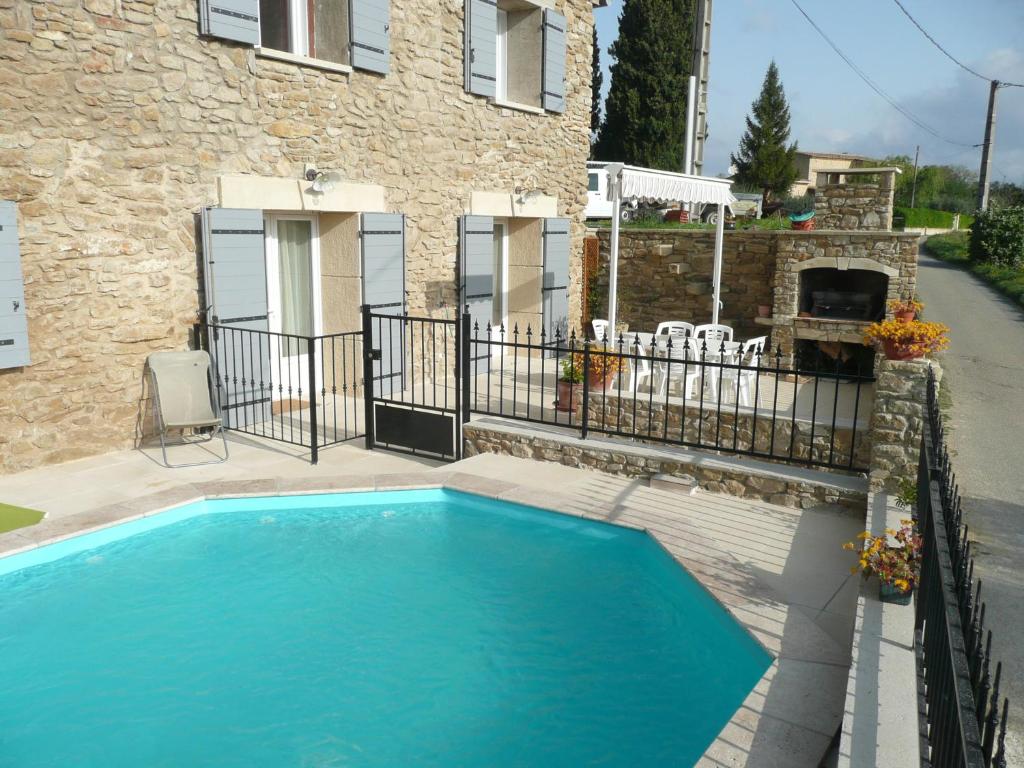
[
  {"left": 568, "top": 345, "right": 626, "bottom": 382},
  {"left": 843, "top": 520, "right": 922, "bottom": 592},
  {"left": 864, "top": 318, "right": 949, "bottom": 358}
]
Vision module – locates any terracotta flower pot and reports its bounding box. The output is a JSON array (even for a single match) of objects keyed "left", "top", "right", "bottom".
[
  {"left": 883, "top": 339, "right": 923, "bottom": 361},
  {"left": 555, "top": 379, "right": 576, "bottom": 412},
  {"left": 894, "top": 310, "right": 916, "bottom": 323},
  {"left": 587, "top": 370, "right": 615, "bottom": 389},
  {"left": 879, "top": 581, "right": 913, "bottom": 605},
  {"left": 757, "top": 304, "right": 772, "bottom": 318}
]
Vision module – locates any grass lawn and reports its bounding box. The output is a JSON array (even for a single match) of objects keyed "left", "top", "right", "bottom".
[
  {"left": 0, "top": 502, "right": 45, "bottom": 534},
  {"left": 923, "top": 232, "right": 1024, "bottom": 309}
]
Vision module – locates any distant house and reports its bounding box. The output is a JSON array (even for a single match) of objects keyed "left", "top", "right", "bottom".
[{"left": 791, "top": 151, "right": 876, "bottom": 197}]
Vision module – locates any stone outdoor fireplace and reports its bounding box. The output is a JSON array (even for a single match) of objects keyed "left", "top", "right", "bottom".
[
  {"left": 798, "top": 268, "right": 887, "bottom": 322},
  {"left": 759, "top": 235, "right": 919, "bottom": 369}
]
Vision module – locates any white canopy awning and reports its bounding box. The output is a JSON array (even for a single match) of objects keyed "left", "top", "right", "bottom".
[
  {"left": 614, "top": 165, "right": 737, "bottom": 207},
  {"left": 603, "top": 164, "right": 736, "bottom": 337}
]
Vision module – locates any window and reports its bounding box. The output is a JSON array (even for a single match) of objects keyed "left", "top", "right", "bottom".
[
  {"left": 259, "top": 0, "right": 349, "bottom": 65},
  {"left": 588, "top": 173, "right": 600, "bottom": 192},
  {"left": 496, "top": 0, "right": 543, "bottom": 108}
]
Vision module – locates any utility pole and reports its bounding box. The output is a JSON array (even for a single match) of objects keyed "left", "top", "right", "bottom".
[
  {"left": 910, "top": 145, "right": 920, "bottom": 208},
  {"left": 689, "top": 0, "right": 713, "bottom": 176},
  {"left": 977, "top": 80, "right": 999, "bottom": 211}
]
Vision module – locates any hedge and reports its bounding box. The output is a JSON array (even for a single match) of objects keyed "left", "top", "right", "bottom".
[{"left": 894, "top": 206, "right": 974, "bottom": 230}]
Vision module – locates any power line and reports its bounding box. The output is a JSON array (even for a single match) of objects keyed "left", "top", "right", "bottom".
[
  {"left": 890, "top": 0, "right": 1024, "bottom": 88},
  {"left": 787, "top": 0, "right": 978, "bottom": 147}
]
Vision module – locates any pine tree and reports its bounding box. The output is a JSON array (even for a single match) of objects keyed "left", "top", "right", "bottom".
[
  {"left": 731, "top": 61, "right": 799, "bottom": 202},
  {"left": 593, "top": 0, "right": 695, "bottom": 170},
  {"left": 590, "top": 25, "right": 603, "bottom": 156}
]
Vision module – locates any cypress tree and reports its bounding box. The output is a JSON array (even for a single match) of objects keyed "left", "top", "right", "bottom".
[
  {"left": 593, "top": 0, "right": 695, "bottom": 170},
  {"left": 590, "top": 25, "right": 603, "bottom": 156},
  {"left": 731, "top": 61, "right": 799, "bottom": 201}
]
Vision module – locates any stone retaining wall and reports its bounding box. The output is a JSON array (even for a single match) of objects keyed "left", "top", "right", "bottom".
[
  {"left": 585, "top": 393, "right": 872, "bottom": 471},
  {"left": 463, "top": 422, "right": 868, "bottom": 513},
  {"left": 868, "top": 357, "right": 941, "bottom": 491}
]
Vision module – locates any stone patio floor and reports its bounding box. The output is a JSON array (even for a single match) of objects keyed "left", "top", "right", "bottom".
[{"left": 0, "top": 436, "right": 864, "bottom": 767}]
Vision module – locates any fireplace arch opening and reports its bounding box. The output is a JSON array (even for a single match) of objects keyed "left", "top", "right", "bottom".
[{"left": 799, "top": 268, "right": 888, "bottom": 321}]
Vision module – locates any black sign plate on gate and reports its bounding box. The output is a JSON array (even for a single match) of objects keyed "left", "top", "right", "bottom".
[{"left": 374, "top": 403, "right": 455, "bottom": 458}]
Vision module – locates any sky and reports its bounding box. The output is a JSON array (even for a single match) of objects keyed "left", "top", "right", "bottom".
[{"left": 593, "top": 0, "right": 1024, "bottom": 183}]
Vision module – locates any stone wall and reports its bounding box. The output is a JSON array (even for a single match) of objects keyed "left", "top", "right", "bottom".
[
  {"left": 867, "top": 358, "right": 941, "bottom": 492},
  {"left": 592, "top": 229, "right": 776, "bottom": 340},
  {"left": 0, "top": 0, "right": 595, "bottom": 473},
  {"left": 463, "top": 421, "right": 867, "bottom": 513},
  {"left": 585, "top": 393, "right": 872, "bottom": 471},
  {"left": 814, "top": 179, "right": 896, "bottom": 231}
]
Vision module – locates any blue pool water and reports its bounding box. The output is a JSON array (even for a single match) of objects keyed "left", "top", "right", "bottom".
[{"left": 0, "top": 489, "right": 770, "bottom": 767}]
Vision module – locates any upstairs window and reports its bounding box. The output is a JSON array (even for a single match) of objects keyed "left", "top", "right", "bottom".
[{"left": 259, "top": 0, "right": 350, "bottom": 65}]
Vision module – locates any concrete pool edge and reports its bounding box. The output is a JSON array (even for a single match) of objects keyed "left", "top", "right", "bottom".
[{"left": 0, "top": 469, "right": 846, "bottom": 766}]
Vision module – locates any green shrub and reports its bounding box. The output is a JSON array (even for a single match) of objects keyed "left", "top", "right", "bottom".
[
  {"left": 969, "top": 206, "right": 1024, "bottom": 267},
  {"left": 894, "top": 206, "right": 955, "bottom": 229}
]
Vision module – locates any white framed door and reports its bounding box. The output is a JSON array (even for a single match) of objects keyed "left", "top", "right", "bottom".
[
  {"left": 491, "top": 220, "right": 509, "bottom": 355},
  {"left": 265, "top": 213, "right": 322, "bottom": 404}
]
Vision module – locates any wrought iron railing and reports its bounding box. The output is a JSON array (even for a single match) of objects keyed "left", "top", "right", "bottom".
[
  {"left": 468, "top": 324, "right": 875, "bottom": 472},
  {"left": 915, "top": 368, "right": 1009, "bottom": 768},
  {"left": 195, "top": 323, "right": 365, "bottom": 463}
]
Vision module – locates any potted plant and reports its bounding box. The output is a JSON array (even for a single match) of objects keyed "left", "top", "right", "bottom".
[
  {"left": 555, "top": 357, "right": 582, "bottom": 413},
  {"left": 783, "top": 195, "right": 816, "bottom": 231},
  {"left": 844, "top": 520, "right": 922, "bottom": 604},
  {"left": 888, "top": 298, "right": 923, "bottom": 323},
  {"left": 864, "top": 318, "right": 949, "bottom": 360},
  {"left": 571, "top": 345, "right": 626, "bottom": 389}
]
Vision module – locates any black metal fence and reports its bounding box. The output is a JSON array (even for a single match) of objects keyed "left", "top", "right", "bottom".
[
  {"left": 915, "top": 368, "right": 1009, "bottom": 768},
  {"left": 195, "top": 323, "right": 365, "bottom": 463},
  {"left": 468, "top": 324, "right": 875, "bottom": 472}
]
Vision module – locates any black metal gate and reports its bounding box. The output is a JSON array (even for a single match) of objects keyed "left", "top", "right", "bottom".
[{"left": 361, "top": 305, "right": 468, "bottom": 461}]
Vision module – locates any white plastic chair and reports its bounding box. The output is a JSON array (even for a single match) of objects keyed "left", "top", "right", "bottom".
[
  {"left": 614, "top": 337, "right": 654, "bottom": 393},
  {"left": 591, "top": 318, "right": 609, "bottom": 342},
  {"left": 694, "top": 323, "right": 733, "bottom": 342},
  {"left": 718, "top": 337, "right": 768, "bottom": 406},
  {"left": 655, "top": 337, "right": 705, "bottom": 400},
  {"left": 654, "top": 321, "right": 695, "bottom": 339}
]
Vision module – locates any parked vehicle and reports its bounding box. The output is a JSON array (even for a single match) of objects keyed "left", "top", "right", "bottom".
[{"left": 586, "top": 162, "right": 638, "bottom": 221}]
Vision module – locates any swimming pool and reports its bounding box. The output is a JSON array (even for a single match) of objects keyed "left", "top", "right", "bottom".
[{"left": 0, "top": 489, "right": 770, "bottom": 766}]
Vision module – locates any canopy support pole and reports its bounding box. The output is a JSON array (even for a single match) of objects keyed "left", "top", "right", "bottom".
[
  {"left": 607, "top": 164, "right": 623, "bottom": 341},
  {"left": 711, "top": 202, "right": 725, "bottom": 327}
]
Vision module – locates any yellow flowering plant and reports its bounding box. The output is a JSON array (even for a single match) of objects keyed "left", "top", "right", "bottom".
[
  {"left": 567, "top": 345, "right": 625, "bottom": 383},
  {"left": 843, "top": 520, "right": 922, "bottom": 592},
  {"left": 887, "top": 297, "right": 923, "bottom": 315},
  {"left": 864, "top": 318, "right": 950, "bottom": 358}
]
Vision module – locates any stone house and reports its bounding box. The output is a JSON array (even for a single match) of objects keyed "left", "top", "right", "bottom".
[
  {"left": 0, "top": 0, "right": 605, "bottom": 473},
  {"left": 790, "top": 151, "right": 874, "bottom": 197}
]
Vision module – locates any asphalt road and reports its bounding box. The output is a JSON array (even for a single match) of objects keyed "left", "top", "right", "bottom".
[{"left": 917, "top": 253, "right": 1024, "bottom": 764}]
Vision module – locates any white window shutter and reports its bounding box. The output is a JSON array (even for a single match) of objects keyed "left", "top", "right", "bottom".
[
  {"left": 349, "top": 0, "right": 391, "bottom": 75},
  {"left": 464, "top": 0, "right": 497, "bottom": 98},
  {"left": 0, "top": 202, "right": 30, "bottom": 369},
  {"left": 198, "top": 0, "right": 260, "bottom": 46},
  {"left": 542, "top": 9, "right": 567, "bottom": 113}
]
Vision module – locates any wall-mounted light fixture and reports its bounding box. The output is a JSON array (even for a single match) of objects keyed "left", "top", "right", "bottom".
[{"left": 304, "top": 168, "right": 341, "bottom": 194}]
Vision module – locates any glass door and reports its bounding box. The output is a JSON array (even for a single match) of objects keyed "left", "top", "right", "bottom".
[{"left": 265, "top": 215, "right": 321, "bottom": 407}]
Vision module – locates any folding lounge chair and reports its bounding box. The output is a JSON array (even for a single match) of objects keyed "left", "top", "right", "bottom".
[{"left": 147, "top": 350, "right": 229, "bottom": 468}]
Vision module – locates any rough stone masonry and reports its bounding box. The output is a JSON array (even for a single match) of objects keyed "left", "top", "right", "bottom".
[{"left": 0, "top": 0, "right": 596, "bottom": 473}]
